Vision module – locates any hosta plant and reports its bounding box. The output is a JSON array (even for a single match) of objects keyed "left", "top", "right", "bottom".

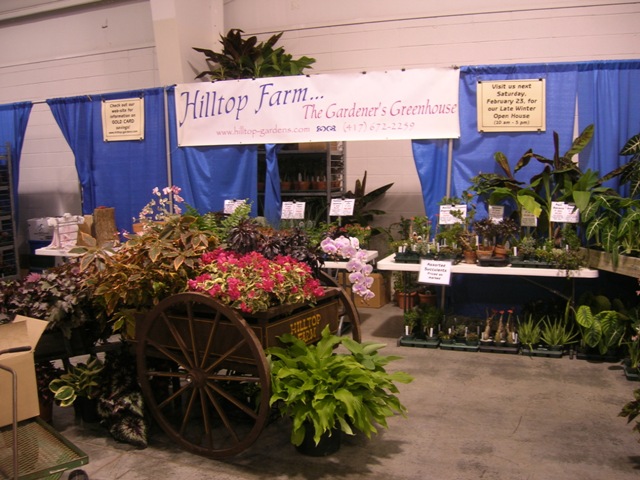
[{"left": 267, "top": 326, "right": 413, "bottom": 447}]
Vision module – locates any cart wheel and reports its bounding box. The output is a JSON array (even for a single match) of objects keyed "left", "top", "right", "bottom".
[
  {"left": 318, "top": 271, "right": 362, "bottom": 342},
  {"left": 136, "top": 292, "right": 271, "bottom": 458}
]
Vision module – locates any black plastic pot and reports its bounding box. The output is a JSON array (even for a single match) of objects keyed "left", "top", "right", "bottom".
[{"left": 295, "top": 427, "right": 341, "bottom": 456}]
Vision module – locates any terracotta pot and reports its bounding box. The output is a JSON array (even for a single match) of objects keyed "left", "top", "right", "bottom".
[
  {"left": 312, "top": 181, "right": 327, "bottom": 191},
  {"left": 463, "top": 250, "right": 477, "bottom": 264},
  {"left": 295, "top": 181, "right": 311, "bottom": 190},
  {"left": 281, "top": 181, "right": 292, "bottom": 191},
  {"left": 418, "top": 292, "right": 437, "bottom": 306},
  {"left": 493, "top": 245, "right": 509, "bottom": 259},
  {"left": 395, "top": 291, "right": 417, "bottom": 310}
]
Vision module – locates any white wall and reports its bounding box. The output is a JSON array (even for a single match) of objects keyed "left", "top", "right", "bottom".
[
  {"left": 224, "top": 0, "right": 640, "bottom": 227},
  {"left": 1, "top": 0, "right": 639, "bottom": 259}
]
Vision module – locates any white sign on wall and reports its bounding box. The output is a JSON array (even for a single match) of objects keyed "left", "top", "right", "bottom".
[
  {"left": 477, "top": 79, "right": 545, "bottom": 132},
  {"left": 175, "top": 68, "right": 460, "bottom": 146},
  {"left": 102, "top": 98, "right": 145, "bottom": 141}
]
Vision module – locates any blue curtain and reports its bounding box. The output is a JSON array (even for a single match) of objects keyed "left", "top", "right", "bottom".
[
  {"left": 453, "top": 64, "right": 579, "bottom": 219},
  {"left": 47, "top": 88, "right": 167, "bottom": 233},
  {"left": 0, "top": 101, "right": 33, "bottom": 214},
  {"left": 411, "top": 139, "right": 449, "bottom": 224},
  {"left": 166, "top": 87, "right": 258, "bottom": 215},
  {"left": 264, "top": 144, "right": 283, "bottom": 227},
  {"left": 577, "top": 60, "right": 640, "bottom": 196}
]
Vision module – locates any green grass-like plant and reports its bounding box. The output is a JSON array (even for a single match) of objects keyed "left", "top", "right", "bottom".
[{"left": 267, "top": 326, "right": 413, "bottom": 447}]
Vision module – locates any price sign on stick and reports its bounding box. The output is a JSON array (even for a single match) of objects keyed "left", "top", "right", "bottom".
[
  {"left": 418, "top": 260, "right": 452, "bottom": 285},
  {"left": 550, "top": 202, "right": 579, "bottom": 223},
  {"left": 281, "top": 201, "right": 306, "bottom": 219},
  {"left": 521, "top": 209, "right": 538, "bottom": 227},
  {"left": 329, "top": 198, "right": 355, "bottom": 217},
  {"left": 224, "top": 199, "right": 247, "bottom": 214},
  {"left": 439, "top": 204, "right": 466, "bottom": 224}
]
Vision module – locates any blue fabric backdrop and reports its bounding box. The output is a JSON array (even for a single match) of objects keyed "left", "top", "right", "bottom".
[
  {"left": 264, "top": 144, "right": 283, "bottom": 227},
  {"left": 47, "top": 88, "right": 168, "bottom": 233},
  {"left": 577, "top": 60, "right": 640, "bottom": 196},
  {"left": 411, "top": 61, "right": 640, "bottom": 222},
  {"left": 411, "top": 139, "right": 449, "bottom": 224},
  {"left": 166, "top": 87, "right": 258, "bottom": 216},
  {"left": 0, "top": 101, "right": 33, "bottom": 216}
]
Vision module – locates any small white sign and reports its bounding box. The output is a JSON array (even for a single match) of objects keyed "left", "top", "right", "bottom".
[
  {"left": 488, "top": 205, "right": 504, "bottom": 222},
  {"left": 223, "top": 199, "right": 247, "bottom": 214},
  {"left": 329, "top": 198, "right": 355, "bottom": 217},
  {"left": 102, "top": 98, "right": 145, "bottom": 141},
  {"left": 281, "top": 201, "right": 306, "bottom": 219},
  {"left": 438, "top": 204, "right": 467, "bottom": 224},
  {"left": 418, "top": 259, "right": 452, "bottom": 286},
  {"left": 550, "top": 202, "right": 579, "bottom": 223},
  {"left": 521, "top": 209, "right": 538, "bottom": 227}
]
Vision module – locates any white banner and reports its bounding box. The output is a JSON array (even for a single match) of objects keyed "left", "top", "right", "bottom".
[{"left": 175, "top": 68, "right": 460, "bottom": 146}]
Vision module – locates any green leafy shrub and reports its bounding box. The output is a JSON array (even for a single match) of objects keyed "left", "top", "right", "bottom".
[{"left": 268, "top": 326, "right": 413, "bottom": 447}]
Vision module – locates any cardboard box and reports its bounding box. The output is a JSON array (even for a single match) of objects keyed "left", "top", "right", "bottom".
[
  {"left": 0, "top": 316, "right": 48, "bottom": 427},
  {"left": 337, "top": 272, "right": 390, "bottom": 308}
]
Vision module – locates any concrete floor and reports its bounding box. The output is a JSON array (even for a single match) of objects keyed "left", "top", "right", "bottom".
[{"left": 51, "top": 303, "right": 640, "bottom": 480}]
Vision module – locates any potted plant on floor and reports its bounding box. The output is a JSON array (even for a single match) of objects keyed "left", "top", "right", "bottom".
[
  {"left": 268, "top": 326, "right": 413, "bottom": 455},
  {"left": 539, "top": 315, "right": 579, "bottom": 356},
  {"left": 49, "top": 356, "right": 105, "bottom": 422}
]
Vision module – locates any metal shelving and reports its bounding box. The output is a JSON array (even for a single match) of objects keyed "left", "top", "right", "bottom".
[
  {"left": 0, "top": 143, "right": 18, "bottom": 279},
  {"left": 258, "top": 142, "right": 346, "bottom": 223}
]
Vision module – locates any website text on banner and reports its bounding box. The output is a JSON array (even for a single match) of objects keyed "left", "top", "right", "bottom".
[{"left": 175, "top": 68, "right": 460, "bottom": 146}]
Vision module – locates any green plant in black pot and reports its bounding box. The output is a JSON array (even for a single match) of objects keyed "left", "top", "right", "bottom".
[
  {"left": 517, "top": 315, "right": 542, "bottom": 351},
  {"left": 539, "top": 315, "right": 579, "bottom": 350},
  {"left": 49, "top": 356, "right": 104, "bottom": 407},
  {"left": 619, "top": 388, "right": 640, "bottom": 442},
  {"left": 267, "top": 326, "right": 413, "bottom": 452},
  {"left": 97, "top": 343, "right": 148, "bottom": 448},
  {"left": 575, "top": 305, "right": 625, "bottom": 356},
  {"left": 403, "top": 308, "right": 420, "bottom": 336}
]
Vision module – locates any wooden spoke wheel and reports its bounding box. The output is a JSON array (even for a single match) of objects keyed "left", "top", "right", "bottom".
[
  {"left": 136, "top": 292, "right": 271, "bottom": 458},
  {"left": 318, "top": 270, "right": 362, "bottom": 342}
]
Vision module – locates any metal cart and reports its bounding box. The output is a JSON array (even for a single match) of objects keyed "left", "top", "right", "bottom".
[{"left": 0, "top": 347, "right": 89, "bottom": 480}]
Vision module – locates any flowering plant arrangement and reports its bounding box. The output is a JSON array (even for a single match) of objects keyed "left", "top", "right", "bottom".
[
  {"left": 320, "top": 236, "right": 375, "bottom": 301},
  {"left": 135, "top": 185, "right": 184, "bottom": 224},
  {"left": 188, "top": 248, "right": 325, "bottom": 313}
]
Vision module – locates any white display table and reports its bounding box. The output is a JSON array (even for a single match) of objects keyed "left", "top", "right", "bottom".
[{"left": 376, "top": 253, "right": 599, "bottom": 278}]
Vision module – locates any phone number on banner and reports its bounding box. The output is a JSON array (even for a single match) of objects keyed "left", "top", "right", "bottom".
[{"left": 342, "top": 121, "right": 416, "bottom": 133}]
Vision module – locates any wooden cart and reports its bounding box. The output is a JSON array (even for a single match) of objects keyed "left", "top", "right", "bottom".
[{"left": 134, "top": 272, "right": 360, "bottom": 458}]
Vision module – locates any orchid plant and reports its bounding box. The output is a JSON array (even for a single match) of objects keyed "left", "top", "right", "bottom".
[
  {"left": 320, "top": 235, "right": 375, "bottom": 301},
  {"left": 135, "top": 185, "right": 184, "bottom": 224}
]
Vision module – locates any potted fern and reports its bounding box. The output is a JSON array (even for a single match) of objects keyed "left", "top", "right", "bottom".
[{"left": 267, "top": 326, "right": 413, "bottom": 455}]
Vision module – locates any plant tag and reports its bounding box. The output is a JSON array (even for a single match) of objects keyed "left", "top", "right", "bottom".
[
  {"left": 550, "top": 202, "right": 579, "bottom": 223},
  {"left": 521, "top": 209, "right": 538, "bottom": 227},
  {"left": 282, "top": 201, "right": 306, "bottom": 219},
  {"left": 439, "top": 204, "right": 466, "bottom": 224},
  {"left": 488, "top": 205, "right": 504, "bottom": 222},
  {"left": 224, "top": 199, "right": 247, "bottom": 214},
  {"left": 329, "top": 198, "right": 355, "bottom": 217}
]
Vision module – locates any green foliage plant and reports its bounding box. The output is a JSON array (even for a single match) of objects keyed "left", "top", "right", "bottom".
[
  {"left": 619, "top": 388, "right": 640, "bottom": 442},
  {"left": 517, "top": 315, "right": 542, "bottom": 351},
  {"left": 75, "top": 214, "right": 218, "bottom": 337},
  {"left": 539, "top": 315, "right": 579, "bottom": 347},
  {"left": 193, "top": 29, "right": 315, "bottom": 80},
  {"left": 49, "top": 356, "right": 104, "bottom": 407},
  {"left": 267, "top": 326, "right": 413, "bottom": 447},
  {"left": 575, "top": 305, "right": 625, "bottom": 355}
]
